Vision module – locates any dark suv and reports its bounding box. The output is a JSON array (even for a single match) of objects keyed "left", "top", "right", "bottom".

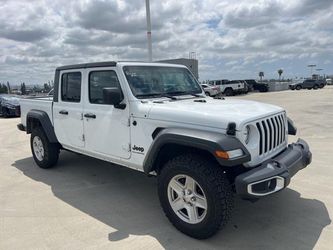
[
  {"left": 289, "top": 79, "right": 326, "bottom": 90},
  {"left": 244, "top": 79, "right": 269, "bottom": 92}
]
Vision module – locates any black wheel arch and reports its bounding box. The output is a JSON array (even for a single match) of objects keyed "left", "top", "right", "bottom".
[
  {"left": 26, "top": 110, "right": 58, "bottom": 143},
  {"left": 143, "top": 128, "right": 251, "bottom": 174}
]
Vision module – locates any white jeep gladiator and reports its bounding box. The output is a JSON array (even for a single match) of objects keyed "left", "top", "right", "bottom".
[{"left": 18, "top": 61, "right": 312, "bottom": 239}]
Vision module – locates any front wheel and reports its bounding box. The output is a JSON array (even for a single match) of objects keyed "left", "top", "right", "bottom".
[
  {"left": 296, "top": 85, "right": 302, "bottom": 90},
  {"left": 205, "top": 91, "right": 210, "bottom": 96},
  {"left": 158, "top": 154, "right": 234, "bottom": 239},
  {"left": 31, "top": 127, "right": 59, "bottom": 169}
]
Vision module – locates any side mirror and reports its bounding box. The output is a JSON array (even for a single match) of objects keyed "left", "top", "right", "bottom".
[{"left": 103, "top": 87, "right": 125, "bottom": 109}]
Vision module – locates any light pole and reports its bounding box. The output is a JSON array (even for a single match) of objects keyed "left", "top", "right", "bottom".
[
  {"left": 316, "top": 68, "right": 323, "bottom": 79},
  {"left": 145, "top": 0, "right": 152, "bottom": 62},
  {"left": 307, "top": 64, "right": 316, "bottom": 78}
]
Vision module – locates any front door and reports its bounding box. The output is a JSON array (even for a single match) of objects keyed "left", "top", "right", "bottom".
[
  {"left": 53, "top": 70, "right": 85, "bottom": 148},
  {"left": 83, "top": 68, "right": 131, "bottom": 159}
]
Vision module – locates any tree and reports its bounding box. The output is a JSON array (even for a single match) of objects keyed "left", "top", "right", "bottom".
[
  {"left": 0, "top": 83, "right": 8, "bottom": 94},
  {"left": 6, "top": 81, "right": 11, "bottom": 94},
  {"left": 278, "top": 69, "right": 283, "bottom": 82},
  {"left": 259, "top": 72, "right": 264, "bottom": 82},
  {"left": 20, "top": 82, "right": 26, "bottom": 95},
  {"left": 43, "top": 83, "right": 51, "bottom": 92}
]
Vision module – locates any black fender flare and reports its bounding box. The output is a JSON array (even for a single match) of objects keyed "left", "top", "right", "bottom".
[
  {"left": 26, "top": 110, "right": 58, "bottom": 143},
  {"left": 143, "top": 128, "right": 251, "bottom": 174},
  {"left": 287, "top": 117, "right": 297, "bottom": 135}
]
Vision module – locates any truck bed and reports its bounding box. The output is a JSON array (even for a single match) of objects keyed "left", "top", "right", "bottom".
[{"left": 20, "top": 97, "right": 53, "bottom": 127}]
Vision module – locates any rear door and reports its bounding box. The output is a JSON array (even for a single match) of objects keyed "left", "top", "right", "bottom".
[
  {"left": 83, "top": 68, "right": 131, "bottom": 159},
  {"left": 53, "top": 70, "right": 85, "bottom": 148}
]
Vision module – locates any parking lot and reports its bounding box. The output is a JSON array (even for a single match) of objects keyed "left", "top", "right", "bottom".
[{"left": 0, "top": 87, "right": 332, "bottom": 250}]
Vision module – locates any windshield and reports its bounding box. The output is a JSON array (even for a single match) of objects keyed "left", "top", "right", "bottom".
[{"left": 123, "top": 66, "right": 202, "bottom": 99}]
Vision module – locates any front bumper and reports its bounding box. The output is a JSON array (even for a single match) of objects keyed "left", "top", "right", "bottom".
[{"left": 235, "top": 138, "right": 312, "bottom": 199}]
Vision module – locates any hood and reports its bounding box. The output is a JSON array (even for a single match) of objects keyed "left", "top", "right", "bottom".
[
  {"left": 147, "top": 97, "right": 284, "bottom": 130},
  {"left": 0, "top": 96, "right": 20, "bottom": 106}
]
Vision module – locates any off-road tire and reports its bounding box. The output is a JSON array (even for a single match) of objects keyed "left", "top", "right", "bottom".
[
  {"left": 313, "top": 84, "right": 319, "bottom": 90},
  {"left": 224, "top": 88, "right": 234, "bottom": 96},
  {"left": 30, "top": 127, "right": 59, "bottom": 169},
  {"left": 157, "top": 154, "right": 234, "bottom": 239},
  {"left": 296, "top": 85, "right": 302, "bottom": 90}
]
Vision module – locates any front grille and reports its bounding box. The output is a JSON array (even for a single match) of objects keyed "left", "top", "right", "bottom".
[{"left": 256, "top": 113, "right": 286, "bottom": 155}]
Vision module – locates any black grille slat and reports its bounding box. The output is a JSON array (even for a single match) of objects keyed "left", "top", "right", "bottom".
[
  {"left": 256, "top": 122, "right": 263, "bottom": 155},
  {"left": 274, "top": 116, "right": 280, "bottom": 146},
  {"left": 267, "top": 119, "right": 273, "bottom": 151},
  {"left": 262, "top": 121, "right": 268, "bottom": 153},
  {"left": 270, "top": 118, "right": 277, "bottom": 148}
]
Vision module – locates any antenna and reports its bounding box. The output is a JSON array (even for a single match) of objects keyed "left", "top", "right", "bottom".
[{"left": 145, "top": 0, "right": 152, "bottom": 62}]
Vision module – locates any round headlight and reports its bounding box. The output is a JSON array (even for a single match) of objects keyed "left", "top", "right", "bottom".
[{"left": 243, "top": 125, "right": 250, "bottom": 144}]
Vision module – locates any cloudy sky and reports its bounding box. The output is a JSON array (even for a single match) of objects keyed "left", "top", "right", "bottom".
[{"left": 0, "top": 0, "right": 332, "bottom": 84}]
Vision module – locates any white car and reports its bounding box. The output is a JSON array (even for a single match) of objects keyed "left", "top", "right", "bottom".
[
  {"left": 209, "top": 79, "right": 245, "bottom": 96},
  {"left": 18, "top": 61, "right": 312, "bottom": 239},
  {"left": 201, "top": 84, "right": 220, "bottom": 96}
]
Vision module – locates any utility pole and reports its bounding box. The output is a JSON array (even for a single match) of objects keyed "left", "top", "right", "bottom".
[{"left": 145, "top": 0, "right": 152, "bottom": 62}]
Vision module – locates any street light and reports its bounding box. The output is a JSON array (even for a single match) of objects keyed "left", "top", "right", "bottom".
[
  {"left": 307, "top": 64, "right": 316, "bottom": 77},
  {"left": 145, "top": 0, "right": 152, "bottom": 62}
]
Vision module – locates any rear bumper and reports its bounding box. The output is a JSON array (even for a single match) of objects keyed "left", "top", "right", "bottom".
[{"left": 235, "top": 138, "right": 312, "bottom": 199}]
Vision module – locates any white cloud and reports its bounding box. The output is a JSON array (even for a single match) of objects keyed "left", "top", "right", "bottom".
[{"left": 0, "top": 0, "right": 333, "bottom": 84}]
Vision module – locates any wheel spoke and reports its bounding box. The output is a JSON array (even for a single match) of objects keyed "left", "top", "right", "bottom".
[
  {"left": 171, "top": 197, "right": 185, "bottom": 211},
  {"left": 169, "top": 179, "right": 184, "bottom": 195},
  {"left": 194, "top": 195, "right": 207, "bottom": 209},
  {"left": 185, "top": 176, "right": 195, "bottom": 191},
  {"left": 186, "top": 205, "right": 198, "bottom": 223}
]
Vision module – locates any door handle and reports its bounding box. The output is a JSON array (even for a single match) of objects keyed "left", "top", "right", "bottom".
[
  {"left": 59, "top": 110, "right": 68, "bottom": 115},
  {"left": 84, "top": 113, "right": 96, "bottom": 119}
]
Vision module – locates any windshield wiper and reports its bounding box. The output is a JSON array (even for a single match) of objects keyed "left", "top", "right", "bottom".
[
  {"left": 136, "top": 93, "right": 177, "bottom": 100},
  {"left": 167, "top": 91, "right": 204, "bottom": 98}
]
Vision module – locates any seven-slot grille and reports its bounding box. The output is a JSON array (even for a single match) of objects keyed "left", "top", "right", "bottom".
[{"left": 255, "top": 113, "right": 286, "bottom": 155}]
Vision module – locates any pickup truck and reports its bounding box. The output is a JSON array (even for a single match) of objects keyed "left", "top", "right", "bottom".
[
  {"left": 18, "top": 61, "right": 312, "bottom": 239},
  {"left": 209, "top": 79, "right": 244, "bottom": 96}
]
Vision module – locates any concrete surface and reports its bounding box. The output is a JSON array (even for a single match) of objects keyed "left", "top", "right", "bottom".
[{"left": 0, "top": 87, "right": 332, "bottom": 250}]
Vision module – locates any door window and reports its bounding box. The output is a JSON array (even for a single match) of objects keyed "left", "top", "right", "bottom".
[
  {"left": 89, "top": 70, "right": 121, "bottom": 104},
  {"left": 61, "top": 72, "right": 82, "bottom": 102}
]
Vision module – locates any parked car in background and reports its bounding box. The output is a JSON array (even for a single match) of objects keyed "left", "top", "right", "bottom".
[
  {"left": 0, "top": 95, "right": 21, "bottom": 117},
  {"left": 244, "top": 79, "right": 269, "bottom": 92},
  {"left": 289, "top": 79, "right": 325, "bottom": 90},
  {"left": 200, "top": 84, "right": 220, "bottom": 96},
  {"left": 235, "top": 80, "right": 251, "bottom": 93},
  {"left": 326, "top": 78, "right": 332, "bottom": 85},
  {"left": 209, "top": 79, "right": 244, "bottom": 96}
]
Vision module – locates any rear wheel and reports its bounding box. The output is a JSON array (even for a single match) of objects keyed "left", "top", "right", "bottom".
[
  {"left": 224, "top": 88, "right": 234, "bottom": 96},
  {"left": 158, "top": 154, "right": 234, "bottom": 239},
  {"left": 31, "top": 127, "right": 59, "bottom": 168}
]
